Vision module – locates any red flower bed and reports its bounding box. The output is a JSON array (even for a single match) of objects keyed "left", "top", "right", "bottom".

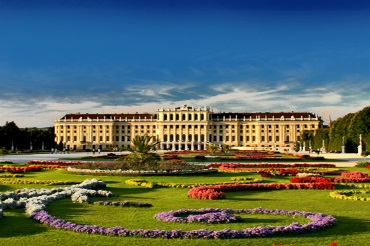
[
  {"left": 290, "top": 176, "right": 332, "bottom": 184},
  {"left": 366, "top": 164, "right": 370, "bottom": 169},
  {"left": 0, "top": 165, "right": 43, "bottom": 173},
  {"left": 188, "top": 182, "right": 335, "bottom": 200},
  {"left": 27, "top": 160, "right": 88, "bottom": 166},
  {"left": 330, "top": 172, "right": 370, "bottom": 183},
  {"left": 258, "top": 171, "right": 273, "bottom": 178},
  {"left": 210, "top": 163, "right": 336, "bottom": 169}
]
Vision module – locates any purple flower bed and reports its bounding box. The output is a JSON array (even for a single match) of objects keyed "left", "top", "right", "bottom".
[
  {"left": 93, "top": 201, "right": 152, "bottom": 207},
  {"left": 30, "top": 207, "right": 336, "bottom": 239},
  {"left": 154, "top": 208, "right": 242, "bottom": 223}
]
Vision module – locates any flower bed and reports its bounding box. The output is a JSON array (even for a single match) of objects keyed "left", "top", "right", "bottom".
[
  {"left": 0, "top": 165, "right": 43, "bottom": 173},
  {"left": 290, "top": 177, "right": 333, "bottom": 184},
  {"left": 331, "top": 172, "right": 370, "bottom": 183},
  {"left": 0, "top": 179, "right": 110, "bottom": 216},
  {"left": 329, "top": 190, "right": 370, "bottom": 202},
  {"left": 188, "top": 182, "right": 336, "bottom": 200},
  {"left": 30, "top": 207, "right": 336, "bottom": 239},
  {"left": 27, "top": 160, "right": 88, "bottom": 166},
  {"left": 1, "top": 179, "right": 336, "bottom": 239},
  {"left": 65, "top": 167, "right": 217, "bottom": 176},
  {"left": 93, "top": 201, "right": 152, "bottom": 207},
  {"left": 154, "top": 208, "right": 242, "bottom": 223},
  {"left": 210, "top": 163, "right": 336, "bottom": 169},
  {"left": 125, "top": 177, "right": 262, "bottom": 189},
  {"left": 0, "top": 178, "right": 79, "bottom": 186}
]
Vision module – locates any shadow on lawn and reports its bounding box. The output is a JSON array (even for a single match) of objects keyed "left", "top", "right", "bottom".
[{"left": 0, "top": 209, "right": 47, "bottom": 238}]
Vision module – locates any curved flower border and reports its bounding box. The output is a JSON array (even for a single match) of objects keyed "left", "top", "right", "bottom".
[
  {"left": 329, "top": 190, "right": 370, "bottom": 202},
  {"left": 30, "top": 207, "right": 336, "bottom": 239},
  {"left": 1, "top": 180, "right": 337, "bottom": 239}
]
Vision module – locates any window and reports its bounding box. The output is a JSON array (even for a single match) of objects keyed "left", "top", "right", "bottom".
[
  {"left": 73, "top": 136, "right": 77, "bottom": 141},
  {"left": 246, "top": 136, "right": 250, "bottom": 141},
  {"left": 252, "top": 136, "right": 256, "bottom": 141},
  {"left": 121, "top": 136, "right": 125, "bottom": 141},
  {"left": 268, "top": 136, "right": 272, "bottom": 142},
  {"left": 99, "top": 136, "right": 103, "bottom": 141},
  {"left": 239, "top": 136, "right": 243, "bottom": 141},
  {"left": 176, "top": 114, "right": 179, "bottom": 121},
  {"left": 226, "top": 136, "right": 229, "bottom": 141},
  {"left": 276, "top": 136, "right": 279, "bottom": 141},
  {"left": 232, "top": 136, "right": 235, "bottom": 141},
  {"left": 261, "top": 136, "right": 265, "bottom": 142},
  {"left": 93, "top": 136, "right": 96, "bottom": 141},
  {"left": 219, "top": 136, "right": 223, "bottom": 141},
  {"left": 106, "top": 136, "right": 110, "bottom": 141},
  {"left": 116, "top": 136, "right": 119, "bottom": 141}
]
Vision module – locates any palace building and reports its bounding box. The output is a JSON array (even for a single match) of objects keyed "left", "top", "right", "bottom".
[{"left": 54, "top": 105, "right": 323, "bottom": 151}]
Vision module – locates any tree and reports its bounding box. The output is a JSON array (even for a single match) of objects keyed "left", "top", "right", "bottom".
[
  {"left": 206, "top": 143, "right": 219, "bottom": 155},
  {"left": 293, "top": 142, "right": 301, "bottom": 153},
  {"left": 125, "top": 135, "right": 160, "bottom": 168},
  {"left": 361, "top": 150, "right": 370, "bottom": 161},
  {"left": 0, "top": 148, "right": 8, "bottom": 159}
]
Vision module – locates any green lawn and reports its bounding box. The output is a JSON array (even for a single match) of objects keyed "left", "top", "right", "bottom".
[{"left": 1, "top": 168, "right": 369, "bottom": 246}]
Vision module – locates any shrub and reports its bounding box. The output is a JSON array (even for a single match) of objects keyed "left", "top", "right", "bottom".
[{"left": 356, "top": 161, "right": 370, "bottom": 167}]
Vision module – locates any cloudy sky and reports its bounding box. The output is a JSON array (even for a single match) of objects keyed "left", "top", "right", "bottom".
[{"left": 1, "top": 0, "right": 370, "bottom": 128}]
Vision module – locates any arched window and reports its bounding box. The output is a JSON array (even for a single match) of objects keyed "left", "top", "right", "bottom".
[
  {"left": 176, "top": 134, "right": 180, "bottom": 141},
  {"left": 201, "top": 114, "right": 204, "bottom": 121},
  {"left": 188, "top": 114, "right": 192, "bottom": 121},
  {"left": 182, "top": 114, "right": 186, "bottom": 121},
  {"left": 188, "top": 135, "right": 192, "bottom": 141},
  {"left": 195, "top": 114, "right": 198, "bottom": 121},
  {"left": 176, "top": 114, "right": 179, "bottom": 121},
  {"left": 164, "top": 134, "right": 168, "bottom": 141},
  {"left": 182, "top": 134, "right": 186, "bottom": 141},
  {"left": 201, "top": 134, "right": 205, "bottom": 142},
  {"left": 170, "top": 134, "right": 174, "bottom": 141},
  {"left": 170, "top": 114, "right": 174, "bottom": 121},
  {"left": 194, "top": 134, "right": 198, "bottom": 141},
  {"left": 164, "top": 114, "right": 168, "bottom": 121}
]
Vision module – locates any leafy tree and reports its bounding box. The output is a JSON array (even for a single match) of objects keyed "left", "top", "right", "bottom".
[
  {"left": 361, "top": 150, "right": 370, "bottom": 161},
  {"left": 293, "top": 142, "right": 301, "bottom": 152},
  {"left": 125, "top": 135, "right": 160, "bottom": 168},
  {"left": 206, "top": 143, "right": 219, "bottom": 155},
  {"left": 0, "top": 121, "right": 21, "bottom": 149},
  {"left": 312, "top": 128, "right": 329, "bottom": 151},
  {"left": 0, "top": 148, "right": 9, "bottom": 159}
]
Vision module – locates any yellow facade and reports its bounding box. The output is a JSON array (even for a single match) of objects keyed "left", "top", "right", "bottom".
[{"left": 54, "top": 105, "right": 322, "bottom": 151}]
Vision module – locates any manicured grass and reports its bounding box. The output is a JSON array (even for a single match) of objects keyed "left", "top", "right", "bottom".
[{"left": 1, "top": 168, "right": 370, "bottom": 245}]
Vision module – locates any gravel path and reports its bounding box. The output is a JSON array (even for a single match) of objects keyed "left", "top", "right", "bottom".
[{"left": 0, "top": 152, "right": 364, "bottom": 167}]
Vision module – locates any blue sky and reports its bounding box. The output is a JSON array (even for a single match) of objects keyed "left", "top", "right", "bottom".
[{"left": 1, "top": 0, "right": 370, "bottom": 127}]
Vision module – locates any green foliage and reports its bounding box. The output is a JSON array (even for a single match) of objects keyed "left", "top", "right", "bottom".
[
  {"left": 130, "top": 135, "right": 158, "bottom": 154},
  {"left": 318, "top": 106, "right": 370, "bottom": 153},
  {"left": 355, "top": 161, "right": 370, "bottom": 167},
  {"left": 125, "top": 135, "right": 160, "bottom": 168},
  {"left": 206, "top": 143, "right": 219, "bottom": 155}
]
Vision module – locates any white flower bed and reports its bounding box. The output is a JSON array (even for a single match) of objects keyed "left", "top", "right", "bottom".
[
  {"left": 66, "top": 167, "right": 214, "bottom": 175},
  {"left": 296, "top": 173, "right": 321, "bottom": 177},
  {"left": 0, "top": 179, "right": 112, "bottom": 217}
]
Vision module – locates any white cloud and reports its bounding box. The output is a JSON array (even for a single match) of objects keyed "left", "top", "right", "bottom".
[{"left": 0, "top": 82, "right": 369, "bottom": 128}]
